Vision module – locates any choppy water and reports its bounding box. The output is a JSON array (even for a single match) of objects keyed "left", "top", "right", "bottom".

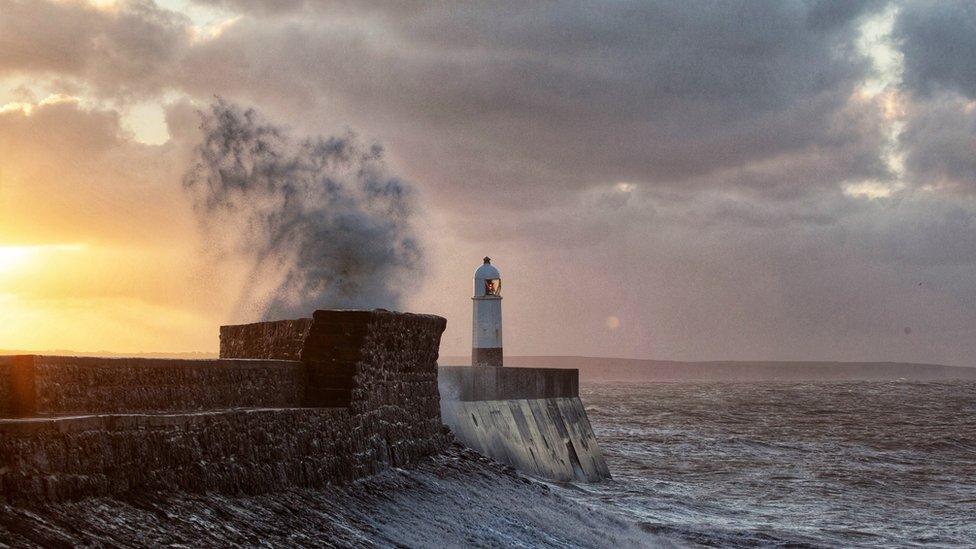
[
  {"left": 564, "top": 381, "right": 976, "bottom": 548},
  {"left": 4, "top": 381, "right": 974, "bottom": 548}
]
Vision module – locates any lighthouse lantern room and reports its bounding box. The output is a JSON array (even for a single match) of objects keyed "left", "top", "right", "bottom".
[{"left": 472, "top": 257, "right": 503, "bottom": 367}]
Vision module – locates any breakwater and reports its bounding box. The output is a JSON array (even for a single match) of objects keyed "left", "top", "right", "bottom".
[
  {"left": 0, "top": 310, "right": 449, "bottom": 504},
  {"left": 439, "top": 366, "right": 611, "bottom": 482}
]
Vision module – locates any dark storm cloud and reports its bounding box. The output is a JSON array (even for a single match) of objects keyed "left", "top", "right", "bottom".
[
  {"left": 894, "top": 1, "right": 976, "bottom": 194},
  {"left": 169, "top": 0, "right": 891, "bottom": 208},
  {"left": 0, "top": 1, "right": 888, "bottom": 202},
  {"left": 191, "top": 0, "right": 307, "bottom": 15},
  {"left": 900, "top": 96, "right": 976, "bottom": 192},
  {"left": 895, "top": 0, "right": 976, "bottom": 98}
]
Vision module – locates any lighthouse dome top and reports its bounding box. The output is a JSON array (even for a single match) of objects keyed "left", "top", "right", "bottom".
[
  {"left": 475, "top": 257, "right": 500, "bottom": 280},
  {"left": 474, "top": 257, "right": 501, "bottom": 297}
]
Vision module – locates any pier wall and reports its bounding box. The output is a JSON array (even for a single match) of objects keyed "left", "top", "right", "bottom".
[
  {"left": 0, "top": 360, "right": 11, "bottom": 416},
  {"left": 439, "top": 366, "right": 610, "bottom": 482},
  {"left": 0, "top": 310, "right": 450, "bottom": 504},
  {"left": 219, "top": 318, "right": 313, "bottom": 361},
  {"left": 2, "top": 356, "right": 304, "bottom": 416},
  {"left": 438, "top": 366, "right": 577, "bottom": 401}
]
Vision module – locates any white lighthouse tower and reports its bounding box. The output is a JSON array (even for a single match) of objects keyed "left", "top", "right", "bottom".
[{"left": 472, "top": 257, "right": 503, "bottom": 367}]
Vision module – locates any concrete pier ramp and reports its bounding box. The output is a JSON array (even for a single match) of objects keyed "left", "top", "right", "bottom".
[{"left": 439, "top": 366, "right": 611, "bottom": 482}]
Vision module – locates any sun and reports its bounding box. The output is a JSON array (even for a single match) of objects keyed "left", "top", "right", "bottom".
[
  {"left": 0, "top": 244, "right": 87, "bottom": 275},
  {"left": 0, "top": 246, "right": 36, "bottom": 273}
]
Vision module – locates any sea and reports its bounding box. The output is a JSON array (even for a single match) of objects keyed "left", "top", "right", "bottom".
[
  {"left": 3, "top": 381, "right": 974, "bottom": 548},
  {"left": 558, "top": 381, "right": 976, "bottom": 548}
]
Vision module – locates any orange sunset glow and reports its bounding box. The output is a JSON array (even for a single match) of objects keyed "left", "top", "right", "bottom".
[{"left": 1, "top": 0, "right": 975, "bottom": 367}]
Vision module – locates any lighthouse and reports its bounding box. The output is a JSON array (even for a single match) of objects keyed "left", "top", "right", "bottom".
[{"left": 472, "top": 257, "right": 503, "bottom": 367}]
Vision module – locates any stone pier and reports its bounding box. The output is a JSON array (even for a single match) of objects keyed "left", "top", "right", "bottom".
[
  {"left": 439, "top": 366, "right": 611, "bottom": 482},
  {"left": 0, "top": 309, "right": 450, "bottom": 504}
]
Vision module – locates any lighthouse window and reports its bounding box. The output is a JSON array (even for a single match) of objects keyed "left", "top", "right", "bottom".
[{"left": 484, "top": 279, "right": 501, "bottom": 295}]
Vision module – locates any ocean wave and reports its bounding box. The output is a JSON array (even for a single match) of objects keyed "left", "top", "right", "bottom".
[{"left": 0, "top": 445, "right": 669, "bottom": 548}]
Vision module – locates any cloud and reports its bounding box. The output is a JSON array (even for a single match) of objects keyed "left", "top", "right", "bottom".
[
  {"left": 2, "top": 0, "right": 976, "bottom": 364},
  {"left": 0, "top": 1, "right": 890, "bottom": 204},
  {"left": 0, "top": 97, "right": 189, "bottom": 246},
  {"left": 895, "top": 2, "right": 976, "bottom": 194},
  {"left": 900, "top": 94, "right": 976, "bottom": 192},
  {"left": 0, "top": 0, "right": 189, "bottom": 99},
  {"left": 190, "top": 0, "right": 309, "bottom": 15},
  {"left": 171, "top": 1, "right": 888, "bottom": 210},
  {"left": 895, "top": 0, "right": 976, "bottom": 98}
]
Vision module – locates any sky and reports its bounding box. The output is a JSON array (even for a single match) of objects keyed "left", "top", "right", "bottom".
[{"left": 0, "top": 0, "right": 974, "bottom": 365}]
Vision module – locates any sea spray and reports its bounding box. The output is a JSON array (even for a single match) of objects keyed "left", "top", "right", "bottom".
[{"left": 183, "top": 99, "right": 421, "bottom": 321}]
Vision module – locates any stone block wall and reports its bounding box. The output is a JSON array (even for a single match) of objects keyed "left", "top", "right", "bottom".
[
  {"left": 307, "top": 310, "right": 445, "bottom": 410},
  {"left": 220, "top": 310, "right": 449, "bottom": 465},
  {"left": 438, "top": 366, "right": 579, "bottom": 401},
  {"left": 441, "top": 397, "right": 611, "bottom": 482},
  {"left": 0, "top": 309, "right": 452, "bottom": 503},
  {"left": 219, "top": 318, "right": 313, "bottom": 361},
  {"left": 0, "top": 359, "right": 11, "bottom": 416},
  {"left": 3, "top": 356, "right": 305, "bottom": 416},
  {"left": 319, "top": 310, "right": 447, "bottom": 464},
  {"left": 0, "top": 356, "right": 37, "bottom": 417},
  {"left": 301, "top": 310, "right": 373, "bottom": 408},
  {"left": 220, "top": 310, "right": 447, "bottom": 412},
  {"left": 437, "top": 365, "right": 611, "bottom": 482},
  {"left": 0, "top": 408, "right": 371, "bottom": 503}
]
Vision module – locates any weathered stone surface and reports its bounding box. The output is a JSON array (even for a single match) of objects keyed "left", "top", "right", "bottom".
[
  {"left": 0, "top": 356, "right": 37, "bottom": 417},
  {"left": 0, "top": 407, "right": 450, "bottom": 504},
  {"left": 0, "top": 359, "right": 10, "bottom": 416},
  {"left": 29, "top": 357, "right": 305, "bottom": 414},
  {"left": 217, "top": 310, "right": 447, "bottom": 411},
  {"left": 438, "top": 365, "right": 610, "bottom": 482},
  {"left": 0, "top": 309, "right": 452, "bottom": 504},
  {"left": 337, "top": 310, "right": 446, "bottom": 416},
  {"left": 219, "top": 318, "right": 313, "bottom": 360},
  {"left": 441, "top": 397, "right": 611, "bottom": 482},
  {"left": 472, "top": 346, "right": 503, "bottom": 368},
  {"left": 438, "top": 366, "right": 579, "bottom": 401}
]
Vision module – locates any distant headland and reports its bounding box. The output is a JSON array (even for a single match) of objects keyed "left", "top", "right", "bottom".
[{"left": 441, "top": 356, "right": 976, "bottom": 382}]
